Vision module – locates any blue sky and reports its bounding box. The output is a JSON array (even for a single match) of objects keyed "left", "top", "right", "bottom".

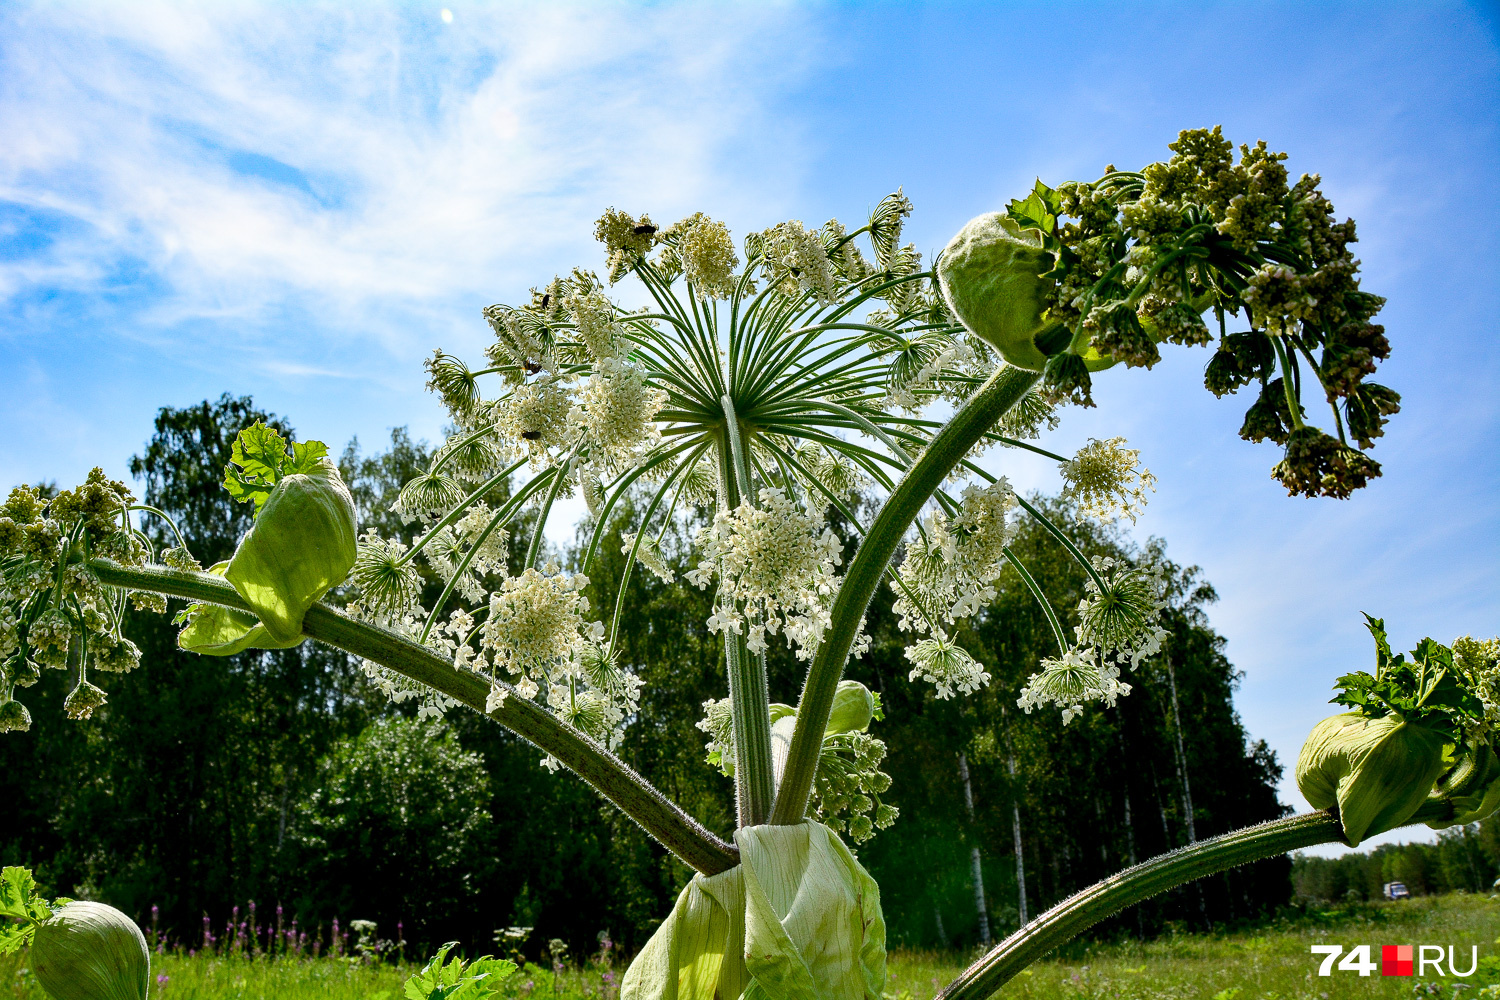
[{"left": 2, "top": 2, "right": 1497, "bottom": 853}]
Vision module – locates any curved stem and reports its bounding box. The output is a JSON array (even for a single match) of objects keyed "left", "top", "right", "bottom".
[
  {"left": 770, "top": 364, "right": 1042, "bottom": 825},
  {"left": 86, "top": 559, "right": 740, "bottom": 876},
  {"left": 936, "top": 810, "right": 1347, "bottom": 1000}
]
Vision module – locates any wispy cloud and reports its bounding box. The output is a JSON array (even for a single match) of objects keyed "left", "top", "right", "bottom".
[{"left": 0, "top": 3, "right": 816, "bottom": 365}]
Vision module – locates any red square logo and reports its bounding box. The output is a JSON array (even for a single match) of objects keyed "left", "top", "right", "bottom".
[{"left": 1382, "top": 945, "right": 1413, "bottom": 976}]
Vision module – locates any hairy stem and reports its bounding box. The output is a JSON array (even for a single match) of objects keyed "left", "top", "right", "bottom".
[
  {"left": 88, "top": 559, "right": 739, "bottom": 875},
  {"left": 771, "top": 364, "right": 1042, "bottom": 825},
  {"left": 936, "top": 810, "right": 1347, "bottom": 1000}
]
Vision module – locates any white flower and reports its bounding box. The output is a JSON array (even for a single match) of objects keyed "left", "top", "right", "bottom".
[
  {"left": 1059, "top": 437, "right": 1157, "bottom": 524},
  {"left": 480, "top": 568, "right": 594, "bottom": 685},
  {"left": 570, "top": 359, "right": 665, "bottom": 474},
  {"left": 1075, "top": 556, "right": 1169, "bottom": 670},
  {"left": 904, "top": 633, "right": 991, "bottom": 700},
  {"left": 352, "top": 531, "right": 423, "bottom": 617},
  {"left": 1017, "top": 647, "right": 1134, "bottom": 725},
  {"left": 676, "top": 214, "right": 739, "bottom": 300},
  {"left": 621, "top": 532, "right": 674, "bottom": 583},
  {"left": 690, "top": 487, "right": 842, "bottom": 659},
  {"left": 485, "top": 685, "right": 509, "bottom": 712},
  {"left": 497, "top": 378, "right": 575, "bottom": 464},
  {"left": 890, "top": 478, "right": 1016, "bottom": 639},
  {"left": 567, "top": 288, "right": 625, "bottom": 361},
  {"left": 755, "top": 220, "right": 840, "bottom": 304}
]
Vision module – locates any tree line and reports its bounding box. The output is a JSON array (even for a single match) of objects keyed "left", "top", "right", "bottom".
[
  {"left": 2, "top": 394, "right": 1296, "bottom": 956},
  {"left": 1291, "top": 823, "right": 1500, "bottom": 904}
]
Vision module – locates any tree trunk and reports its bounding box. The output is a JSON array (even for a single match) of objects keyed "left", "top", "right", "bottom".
[{"left": 957, "top": 752, "right": 991, "bottom": 945}]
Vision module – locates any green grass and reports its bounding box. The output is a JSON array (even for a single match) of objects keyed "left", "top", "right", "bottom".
[{"left": 5, "top": 894, "right": 1500, "bottom": 1000}]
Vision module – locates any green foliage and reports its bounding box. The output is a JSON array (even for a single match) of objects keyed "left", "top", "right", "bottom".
[
  {"left": 404, "top": 943, "right": 516, "bottom": 1000},
  {"left": 1291, "top": 817, "right": 1500, "bottom": 902},
  {"left": 0, "top": 866, "right": 56, "bottom": 954},
  {"left": 1332, "top": 616, "right": 1483, "bottom": 741},
  {"left": 222, "top": 422, "right": 331, "bottom": 513},
  {"left": 290, "top": 719, "right": 494, "bottom": 935}
]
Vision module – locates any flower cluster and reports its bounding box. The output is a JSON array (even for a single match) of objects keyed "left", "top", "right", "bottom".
[
  {"left": 1059, "top": 438, "right": 1157, "bottom": 524},
  {"left": 904, "top": 634, "right": 992, "bottom": 700},
  {"left": 889, "top": 480, "right": 1018, "bottom": 698},
  {"left": 662, "top": 213, "right": 739, "bottom": 300},
  {"left": 480, "top": 568, "right": 600, "bottom": 695},
  {"left": 569, "top": 358, "right": 666, "bottom": 475},
  {"left": 687, "top": 488, "right": 844, "bottom": 659},
  {"left": 750, "top": 220, "right": 841, "bottom": 304},
  {"left": 0, "top": 471, "right": 157, "bottom": 733},
  {"left": 1009, "top": 128, "right": 1394, "bottom": 498},
  {"left": 811, "top": 731, "right": 898, "bottom": 843},
  {"left": 496, "top": 378, "right": 575, "bottom": 464},
  {"left": 1017, "top": 648, "right": 1128, "bottom": 726},
  {"left": 1017, "top": 556, "right": 1168, "bottom": 724},
  {"left": 892, "top": 479, "right": 1018, "bottom": 636}
]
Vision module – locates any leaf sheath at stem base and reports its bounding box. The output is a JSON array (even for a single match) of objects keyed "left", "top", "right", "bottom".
[{"left": 936, "top": 810, "right": 1347, "bottom": 1000}]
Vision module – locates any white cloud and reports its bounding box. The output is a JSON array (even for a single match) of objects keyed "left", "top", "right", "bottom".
[{"left": 0, "top": 2, "right": 817, "bottom": 365}]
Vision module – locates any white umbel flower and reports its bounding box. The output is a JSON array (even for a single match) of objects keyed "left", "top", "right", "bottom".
[
  {"left": 688, "top": 487, "right": 842, "bottom": 659},
  {"left": 891, "top": 478, "right": 1017, "bottom": 635},
  {"left": 755, "top": 220, "right": 840, "bottom": 304},
  {"left": 570, "top": 359, "right": 666, "bottom": 474},
  {"left": 1075, "top": 556, "right": 1169, "bottom": 670},
  {"left": 676, "top": 214, "right": 739, "bottom": 300},
  {"left": 497, "top": 378, "right": 575, "bottom": 464},
  {"left": 567, "top": 288, "right": 626, "bottom": 361},
  {"left": 481, "top": 568, "right": 595, "bottom": 685},
  {"left": 1017, "top": 647, "right": 1132, "bottom": 725},
  {"left": 904, "top": 633, "right": 991, "bottom": 700},
  {"left": 1059, "top": 437, "right": 1157, "bottom": 524}
]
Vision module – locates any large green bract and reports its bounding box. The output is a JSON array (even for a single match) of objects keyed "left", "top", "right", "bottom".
[{"left": 4, "top": 127, "right": 1492, "bottom": 1000}]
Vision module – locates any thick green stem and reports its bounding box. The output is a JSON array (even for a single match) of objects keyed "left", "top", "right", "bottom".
[
  {"left": 771, "top": 365, "right": 1042, "bottom": 825},
  {"left": 716, "top": 411, "right": 776, "bottom": 827},
  {"left": 936, "top": 810, "right": 1347, "bottom": 1000},
  {"left": 88, "top": 559, "right": 740, "bottom": 875}
]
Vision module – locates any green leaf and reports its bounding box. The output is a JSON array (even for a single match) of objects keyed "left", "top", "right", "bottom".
[
  {"left": 223, "top": 422, "right": 294, "bottom": 511},
  {"left": 1005, "top": 180, "right": 1059, "bottom": 237},
  {"left": 404, "top": 944, "right": 513, "bottom": 1000},
  {"left": 1363, "top": 613, "right": 1396, "bottom": 673},
  {"left": 0, "top": 866, "right": 49, "bottom": 924},
  {"left": 290, "top": 439, "right": 330, "bottom": 476},
  {"left": 0, "top": 921, "right": 33, "bottom": 955}
]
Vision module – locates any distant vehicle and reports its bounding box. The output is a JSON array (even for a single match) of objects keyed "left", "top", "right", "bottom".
[{"left": 1383, "top": 882, "right": 1411, "bottom": 900}]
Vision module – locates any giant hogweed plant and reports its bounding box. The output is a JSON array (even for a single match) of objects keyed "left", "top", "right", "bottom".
[{"left": 2, "top": 128, "right": 1497, "bottom": 1000}]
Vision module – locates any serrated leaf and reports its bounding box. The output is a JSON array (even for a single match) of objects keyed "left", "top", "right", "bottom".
[
  {"left": 0, "top": 921, "right": 34, "bottom": 955},
  {"left": 0, "top": 866, "right": 35, "bottom": 918},
  {"left": 224, "top": 422, "right": 293, "bottom": 511},
  {"left": 0, "top": 866, "right": 47, "bottom": 923},
  {"left": 1006, "top": 182, "right": 1058, "bottom": 238},
  {"left": 1363, "top": 613, "right": 1396, "bottom": 673},
  {"left": 289, "top": 439, "right": 330, "bottom": 476}
]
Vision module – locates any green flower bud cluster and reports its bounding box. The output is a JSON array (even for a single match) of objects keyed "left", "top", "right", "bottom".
[
  {"left": 700, "top": 681, "right": 898, "bottom": 843},
  {"left": 937, "top": 127, "right": 1395, "bottom": 499},
  {"left": 1297, "top": 616, "right": 1500, "bottom": 846},
  {"left": 0, "top": 469, "right": 158, "bottom": 733}
]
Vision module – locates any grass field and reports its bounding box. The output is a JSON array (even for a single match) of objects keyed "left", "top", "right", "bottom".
[{"left": 5, "top": 894, "right": 1499, "bottom": 999}]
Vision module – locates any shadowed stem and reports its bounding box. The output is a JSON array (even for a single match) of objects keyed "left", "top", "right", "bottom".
[
  {"left": 936, "top": 810, "right": 1348, "bottom": 1000},
  {"left": 771, "top": 364, "right": 1043, "bottom": 825},
  {"left": 88, "top": 559, "right": 740, "bottom": 876}
]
